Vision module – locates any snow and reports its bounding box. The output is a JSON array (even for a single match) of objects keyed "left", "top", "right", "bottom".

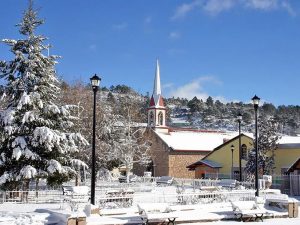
[
  {"left": 12, "top": 147, "right": 22, "bottom": 160},
  {"left": 17, "top": 92, "right": 31, "bottom": 110},
  {"left": 19, "top": 165, "right": 37, "bottom": 179},
  {"left": 47, "top": 159, "right": 63, "bottom": 174},
  {"left": 33, "top": 127, "right": 60, "bottom": 150},
  {"left": 0, "top": 172, "right": 9, "bottom": 185},
  {"left": 22, "top": 111, "right": 35, "bottom": 124},
  {"left": 12, "top": 137, "right": 27, "bottom": 149},
  {"left": 0, "top": 201, "right": 299, "bottom": 225},
  {"left": 155, "top": 130, "right": 253, "bottom": 151},
  {"left": 181, "top": 218, "right": 300, "bottom": 225},
  {"left": 1, "top": 108, "right": 15, "bottom": 125},
  {"left": 0, "top": 184, "right": 299, "bottom": 225},
  {"left": 279, "top": 136, "right": 300, "bottom": 144}
]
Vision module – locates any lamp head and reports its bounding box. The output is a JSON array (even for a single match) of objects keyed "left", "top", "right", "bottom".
[
  {"left": 237, "top": 112, "right": 242, "bottom": 122},
  {"left": 252, "top": 95, "right": 260, "bottom": 107},
  {"left": 231, "top": 145, "right": 234, "bottom": 152},
  {"left": 90, "top": 74, "right": 101, "bottom": 90}
]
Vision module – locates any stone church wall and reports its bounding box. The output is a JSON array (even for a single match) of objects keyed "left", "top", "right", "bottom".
[{"left": 169, "top": 152, "right": 207, "bottom": 178}]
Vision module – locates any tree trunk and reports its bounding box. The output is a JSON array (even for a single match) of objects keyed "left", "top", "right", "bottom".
[{"left": 35, "top": 178, "right": 39, "bottom": 198}]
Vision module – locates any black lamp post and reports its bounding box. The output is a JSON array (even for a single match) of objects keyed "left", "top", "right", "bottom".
[
  {"left": 237, "top": 112, "right": 242, "bottom": 182},
  {"left": 252, "top": 95, "right": 260, "bottom": 197},
  {"left": 231, "top": 145, "right": 234, "bottom": 179},
  {"left": 90, "top": 74, "right": 101, "bottom": 205}
]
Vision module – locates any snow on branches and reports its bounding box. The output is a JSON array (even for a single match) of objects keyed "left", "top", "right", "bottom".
[
  {"left": 0, "top": 1, "right": 88, "bottom": 189},
  {"left": 244, "top": 116, "right": 281, "bottom": 180}
]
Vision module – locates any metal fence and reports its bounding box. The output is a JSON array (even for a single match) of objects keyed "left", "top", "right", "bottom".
[
  {"left": 2, "top": 175, "right": 300, "bottom": 206},
  {"left": 0, "top": 190, "right": 62, "bottom": 204},
  {"left": 96, "top": 189, "right": 256, "bottom": 209}
]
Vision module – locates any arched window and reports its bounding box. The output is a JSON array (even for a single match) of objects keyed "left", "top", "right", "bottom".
[
  {"left": 158, "top": 112, "right": 163, "bottom": 125},
  {"left": 149, "top": 111, "right": 154, "bottom": 125},
  {"left": 241, "top": 144, "right": 247, "bottom": 160}
]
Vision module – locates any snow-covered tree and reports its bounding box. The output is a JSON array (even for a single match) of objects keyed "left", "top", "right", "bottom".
[
  {"left": 110, "top": 96, "right": 151, "bottom": 181},
  {"left": 244, "top": 116, "right": 280, "bottom": 181},
  {"left": 0, "top": 1, "right": 88, "bottom": 189}
]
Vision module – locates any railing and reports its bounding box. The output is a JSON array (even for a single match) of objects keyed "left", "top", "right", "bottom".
[
  {"left": 0, "top": 190, "right": 62, "bottom": 204},
  {"left": 96, "top": 189, "right": 256, "bottom": 209}
]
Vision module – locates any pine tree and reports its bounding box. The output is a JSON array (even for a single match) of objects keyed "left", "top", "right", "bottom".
[
  {"left": 244, "top": 116, "right": 280, "bottom": 181},
  {"left": 0, "top": 1, "right": 88, "bottom": 189}
]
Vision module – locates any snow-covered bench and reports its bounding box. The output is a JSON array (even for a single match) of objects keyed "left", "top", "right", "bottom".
[
  {"left": 264, "top": 193, "right": 290, "bottom": 209},
  {"left": 63, "top": 186, "right": 90, "bottom": 211},
  {"left": 231, "top": 201, "right": 267, "bottom": 222},
  {"left": 265, "top": 193, "right": 289, "bottom": 204},
  {"left": 137, "top": 203, "right": 177, "bottom": 225},
  {"left": 218, "top": 179, "right": 236, "bottom": 189}
]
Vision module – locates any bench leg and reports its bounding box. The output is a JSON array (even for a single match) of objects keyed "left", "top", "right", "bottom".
[
  {"left": 167, "top": 218, "right": 176, "bottom": 225},
  {"left": 141, "top": 217, "right": 148, "bottom": 225},
  {"left": 235, "top": 213, "right": 243, "bottom": 222},
  {"left": 255, "top": 214, "right": 264, "bottom": 222}
]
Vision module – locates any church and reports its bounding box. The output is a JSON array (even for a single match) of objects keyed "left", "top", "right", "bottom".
[
  {"left": 138, "top": 60, "right": 300, "bottom": 179},
  {"left": 140, "top": 60, "right": 252, "bottom": 178}
]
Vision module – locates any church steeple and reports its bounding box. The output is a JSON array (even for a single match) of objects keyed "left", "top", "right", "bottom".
[
  {"left": 148, "top": 59, "right": 166, "bottom": 129},
  {"left": 154, "top": 59, "right": 161, "bottom": 96},
  {"left": 149, "top": 59, "right": 165, "bottom": 108}
]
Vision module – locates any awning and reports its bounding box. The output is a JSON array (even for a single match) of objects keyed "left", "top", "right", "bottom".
[
  {"left": 287, "top": 157, "right": 300, "bottom": 173},
  {"left": 187, "top": 159, "right": 222, "bottom": 171}
]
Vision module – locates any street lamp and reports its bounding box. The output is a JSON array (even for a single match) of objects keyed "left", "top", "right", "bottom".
[
  {"left": 90, "top": 74, "right": 101, "bottom": 205},
  {"left": 252, "top": 95, "right": 260, "bottom": 197},
  {"left": 231, "top": 145, "right": 234, "bottom": 179},
  {"left": 237, "top": 112, "right": 242, "bottom": 182}
]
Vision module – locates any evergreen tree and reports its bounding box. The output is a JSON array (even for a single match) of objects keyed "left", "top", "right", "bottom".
[
  {"left": 206, "top": 96, "right": 214, "bottom": 107},
  {"left": 0, "top": 1, "right": 88, "bottom": 189},
  {"left": 244, "top": 117, "right": 280, "bottom": 180}
]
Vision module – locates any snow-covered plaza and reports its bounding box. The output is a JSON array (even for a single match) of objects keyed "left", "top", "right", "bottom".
[{"left": 0, "top": 179, "right": 299, "bottom": 225}]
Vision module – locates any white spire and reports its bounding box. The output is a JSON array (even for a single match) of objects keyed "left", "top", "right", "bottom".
[{"left": 153, "top": 59, "right": 161, "bottom": 96}]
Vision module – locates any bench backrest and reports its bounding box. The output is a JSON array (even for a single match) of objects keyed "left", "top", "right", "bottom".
[
  {"left": 218, "top": 179, "right": 236, "bottom": 188},
  {"left": 231, "top": 201, "right": 257, "bottom": 211}
]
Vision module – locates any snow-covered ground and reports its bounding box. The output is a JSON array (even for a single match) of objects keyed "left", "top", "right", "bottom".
[
  {"left": 181, "top": 217, "right": 300, "bottom": 225},
  {"left": 0, "top": 185, "right": 299, "bottom": 225},
  {"left": 0, "top": 201, "right": 299, "bottom": 225}
]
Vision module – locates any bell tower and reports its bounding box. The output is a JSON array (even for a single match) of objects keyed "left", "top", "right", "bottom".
[{"left": 147, "top": 59, "right": 167, "bottom": 130}]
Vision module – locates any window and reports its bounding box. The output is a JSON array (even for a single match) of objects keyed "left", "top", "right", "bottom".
[
  {"left": 241, "top": 144, "right": 247, "bottom": 160},
  {"left": 158, "top": 112, "right": 163, "bottom": 125},
  {"left": 149, "top": 111, "right": 154, "bottom": 125}
]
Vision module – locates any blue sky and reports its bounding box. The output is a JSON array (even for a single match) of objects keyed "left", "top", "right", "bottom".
[{"left": 1, "top": 0, "right": 300, "bottom": 105}]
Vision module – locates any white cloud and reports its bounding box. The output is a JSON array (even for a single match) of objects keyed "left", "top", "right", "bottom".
[
  {"left": 112, "top": 22, "right": 128, "bottom": 31},
  {"left": 171, "top": 0, "right": 295, "bottom": 18},
  {"left": 165, "top": 76, "right": 230, "bottom": 102},
  {"left": 281, "top": 1, "right": 296, "bottom": 16},
  {"left": 203, "top": 0, "right": 235, "bottom": 15},
  {"left": 171, "top": 0, "right": 202, "bottom": 20},
  {"left": 169, "top": 31, "right": 181, "bottom": 39},
  {"left": 244, "top": 0, "right": 278, "bottom": 10}
]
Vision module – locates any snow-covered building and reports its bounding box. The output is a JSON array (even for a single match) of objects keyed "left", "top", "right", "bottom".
[
  {"left": 138, "top": 60, "right": 300, "bottom": 179},
  {"left": 138, "top": 60, "right": 249, "bottom": 178},
  {"left": 187, "top": 135, "right": 300, "bottom": 178}
]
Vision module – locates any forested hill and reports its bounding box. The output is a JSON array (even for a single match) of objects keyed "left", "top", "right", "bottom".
[
  {"left": 2, "top": 82, "right": 299, "bottom": 135},
  {"left": 165, "top": 96, "right": 300, "bottom": 135},
  {"left": 104, "top": 84, "right": 300, "bottom": 136}
]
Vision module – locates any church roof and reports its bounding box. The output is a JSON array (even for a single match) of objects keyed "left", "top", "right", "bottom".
[
  {"left": 278, "top": 136, "right": 300, "bottom": 149},
  {"left": 155, "top": 129, "right": 247, "bottom": 152}
]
